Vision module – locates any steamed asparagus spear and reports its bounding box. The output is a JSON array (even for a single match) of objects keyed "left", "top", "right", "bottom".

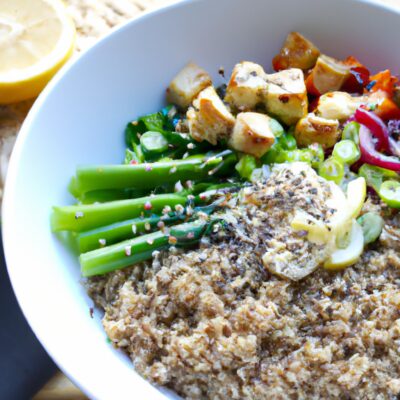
[{"left": 51, "top": 194, "right": 187, "bottom": 232}]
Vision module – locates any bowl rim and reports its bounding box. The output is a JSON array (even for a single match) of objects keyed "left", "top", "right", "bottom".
[{"left": 2, "top": 0, "right": 400, "bottom": 397}]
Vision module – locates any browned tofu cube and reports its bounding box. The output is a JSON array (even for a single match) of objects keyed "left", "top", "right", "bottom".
[
  {"left": 224, "top": 61, "right": 268, "bottom": 111},
  {"left": 294, "top": 113, "right": 340, "bottom": 149},
  {"left": 187, "top": 86, "right": 235, "bottom": 145},
  {"left": 305, "top": 55, "right": 350, "bottom": 96},
  {"left": 166, "top": 62, "right": 212, "bottom": 109},
  {"left": 272, "top": 32, "right": 320, "bottom": 71},
  {"left": 265, "top": 69, "right": 308, "bottom": 126},
  {"left": 229, "top": 112, "right": 276, "bottom": 158}
]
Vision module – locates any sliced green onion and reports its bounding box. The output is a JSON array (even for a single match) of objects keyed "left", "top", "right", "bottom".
[
  {"left": 342, "top": 121, "right": 360, "bottom": 145},
  {"left": 378, "top": 180, "right": 400, "bottom": 208},
  {"left": 318, "top": 157, "right": 345, "bottom": 184},
  {"left": 333, "top": 140, "right": 360, "bottom": 165}
]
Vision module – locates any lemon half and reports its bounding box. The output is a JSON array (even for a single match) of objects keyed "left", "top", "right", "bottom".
[{"left": 0, "top": 0, "right": 75, "bottom": 104}]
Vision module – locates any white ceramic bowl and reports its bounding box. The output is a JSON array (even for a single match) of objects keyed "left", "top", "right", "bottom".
[{"left": 3, "top": 0, "right": 400, "bottom": 398}]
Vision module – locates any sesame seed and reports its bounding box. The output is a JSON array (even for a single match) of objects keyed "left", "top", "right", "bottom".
[
  {"left": 187, "top": 232, "right": 195, "bottom": 239},
  {"left": 175, "top": 181, "right": 184, "bottom": 192},
  {"left": 186, "top": 180, "right": 193, "bottom": 189},
  {"left": 145, "top": 164, "right": 152, "bottom": 172},
  {"left": 145, "top": 222, "right": 151, "bottom": 231},
  {"left": 168, "top": 236, "right": 177, "bottom": 245},
  {"left": 187, "top": 143, "right": 195, "bottom": 149},
  {"left": 169, "top": 166, "right": 177, "bottom": 174},
  {"left": 157, "top": 221, "right": 165, "bottom": 229},
  {"left": 131, "top": 120, "right": 139, "bottom": 126},
  {"left": 75, "top": 211, "right": 84, "bottom": 219},
  {"left": 182, "top": 152, "right": 189, "bottom": 159},
  {"left": 98, "top": 238, "right": 106, "bottom": 246},
  {"left": 162, "top": 206, "right": 172, "bottom": 214},
  {"left": 147, "top": 238, "right": 154, "bottom": 245},
  {"left": 175, "top": 204, "right": 185, "bottom": 214},
  {"left": 187, "top": 194, "right": 195, "bottom": 201},
  {"left": 132, "top": 225, "right": 137, "bottom": 234},
  {"left": 144, "top": 201, "right": 152, "bottom": 210},
  {"left": 125, "top": 246, "right": 132, "bottom": 256}
]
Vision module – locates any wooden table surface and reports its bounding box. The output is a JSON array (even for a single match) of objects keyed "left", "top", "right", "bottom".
[{"left": 18, "top": 0, "right": 398, "bottom": 398}]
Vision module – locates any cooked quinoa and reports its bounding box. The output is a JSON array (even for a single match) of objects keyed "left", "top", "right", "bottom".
[{"left": 87, "top": 165, "right": 400, "bottom": 400}]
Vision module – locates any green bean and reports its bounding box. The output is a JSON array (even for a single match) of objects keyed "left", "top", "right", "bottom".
[
  {"left": 51, "top": 194, "right": 187, "bottom": 232},
  {"left": 357, "top": 212, "right": 384, "bottom": 244},
  {"left": 80, "top": 220, "right": 208, "bottom": 277},
  {"left": 72, "top": 152, "right": 237, "bottom": 196}
]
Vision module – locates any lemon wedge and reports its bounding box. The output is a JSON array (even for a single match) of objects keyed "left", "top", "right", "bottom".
[
  {"left": 346, "top": 177, "right": 366, "bottom": 219},
  {"left": 324, "top": 220, "right": 364, "bottom": 270},
  {"left": 0, "top": 0, "right": 75, "bottom": 104}
]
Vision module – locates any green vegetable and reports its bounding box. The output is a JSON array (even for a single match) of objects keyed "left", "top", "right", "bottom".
[
  {"left": 358, "top": 164, "right": 399, "bottom": 192},
  {"left": 378, "top": 180, "right": 400, "bottom": 208},
  {"left": 279, "top": 132, "right": 297, "bottom": 151},
  {"left": 261, "top": 140, "right": 282, "bottom": 164},
  {"left": 318, "top": 157, "right": 345, "bottom": 184},
  {"left": 357, "top": 212, "right": 384, "bottom": 244},
  {"left": 76, "top": 201, "right": 221, "bottom": 253},
  {"left": 76, "top": 213, "right": 180, "bottom": 253},
  {"left": 140, "top": 131, "right": 169, "bottom": 154},
  {"left": 269, "top": 118, "right": 285, "bottom": 137},
  {"left": 235, "top": 154, "right": 257, "bottom": 180},
  {"left": 342, "top": 121, "right": 360, "bottom": 145},
  {"left": 333, "top": 140, "right": 360, "bottom": 165},
  {"left": 51, "top": 194, "right": 187, "bottom": 232},
  {"left": 79, "top": 220, "right": 209, "bottom": 277},
  {"left": 71, "top": 152, "right": 237, "bottom": 196},
  {"left": 308, "top": 143, "right": 325, "bottom": 168}
]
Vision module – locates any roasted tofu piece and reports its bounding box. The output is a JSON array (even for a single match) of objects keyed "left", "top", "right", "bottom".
[
  {"left": 224, "top": 61, "right": 268, "bottom": 111},
  {"left": 229, "top": 112, "right": 276, "bottom": 158},
  {"left": 265, "top": 68, "right": 308, "bottom": 126},
  {"left": 166, "top": 62, "right": 212, "bottom": 109},
  {"left": 294, "top": 113, "right": 340, "bottom": 149},
  {"left": 187, "top": 86, "right": 235, "bottom": 145},
  {"left": 316, "top": 91, "right": 366, "bottom": 121},
  {"left": 272, "top": 32, "right": 320, "bottom": 71},
  {"left": 306, "top": 55, "right": 350, "bottom": 96}
]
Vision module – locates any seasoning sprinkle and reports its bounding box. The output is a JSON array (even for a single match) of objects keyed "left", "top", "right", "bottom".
[
  {"left": 145, "top": 164, "right": 152, "bottom": 172},
  {"left": 75, "top": 211, "right": 84, "bottom": 219},
  {"left": 147, "top": 238, "right": 154, "bottom": 245},
  {"left": 187, "top": 143, "right": 195, "bottom": 149},
  {"left": 175, "top": 181, "right": 184, "bottom": 192},
  {"left": 186, "top": 180, "right": 193, "bottom": 189},
  {"left": 98, "top": 238, "right": 106, "bottom": 246},
  {"left": 131, "top": 120, "right": 139, "bottom": 126},
  {"left": 187, "top": 232, "right": 195, "bottom": 239},
  {"left": 187, "top": 194, "right": 195, "bottom": 201},
  {"left": 125, "top": 246, "right": 132, "bottom": 256},
  {"left": 145, "top": 222, "right": 151, "bottom": 231},
  {"left": 169, "top": 166, "right": 177, "bottom": 174},
  {"left": 182, "top": 152, "right": 189, "bottom": 159},
  {"left": 144, "top": 201, "right": 152, "bottom": 211},
  {"left": 132, "top": 225, "right": 137, "bottom": 234}
]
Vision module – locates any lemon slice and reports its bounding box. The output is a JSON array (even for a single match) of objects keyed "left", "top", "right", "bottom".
[
  {"left": 324, "top": 220, "right": 364, "bottom": 270},
  {"left": 0, "top": 0, "right": 75, "bottom": 104},
  {"left": 346, "top": 177, "right": 366, "bottom": 219}
]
